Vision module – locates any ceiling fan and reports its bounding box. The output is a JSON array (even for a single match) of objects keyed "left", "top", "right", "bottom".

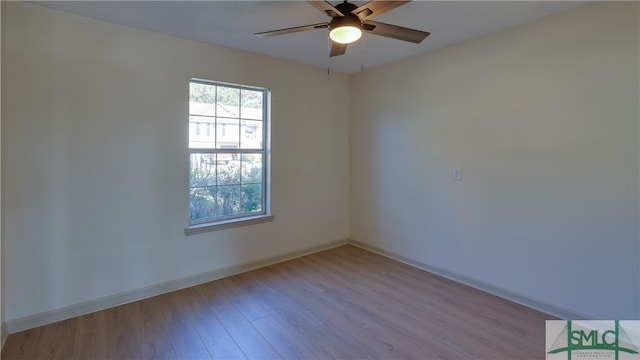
[{"left": 254, "top": 1, "right": 430, "bottom": 57}]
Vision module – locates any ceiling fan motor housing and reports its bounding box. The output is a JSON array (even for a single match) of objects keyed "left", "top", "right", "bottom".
[
  {"left": 329, "top": 14, "right": 362, "bottom": 31},
  {"left": 330, "top": 1, "right": 361, "bottom": 31},
  {"left": 335, "top": 1, "right": 359, "bottom": 15}
]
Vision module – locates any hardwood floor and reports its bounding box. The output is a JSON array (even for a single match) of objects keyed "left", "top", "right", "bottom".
[{"left": 2, "top": 245, "right": 554, "bottom": 359}]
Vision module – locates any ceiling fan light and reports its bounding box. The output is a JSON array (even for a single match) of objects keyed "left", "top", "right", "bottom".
[
  {"left": 330, "top": 26, "right": 362, "bottom": 44},
  {"left": 329, "top": 15, "right": 362, "bottom": 44}
]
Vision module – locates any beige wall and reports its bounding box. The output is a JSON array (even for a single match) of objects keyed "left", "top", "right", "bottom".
[
  {"left": 349, "top": 1, "right": 639, "bottom": 319},
  {"left": 3, "top": 2, "right": 349, "bottom": 324},
  {"left": 2, "top": 0, "right": 638, "bottom": 330}
]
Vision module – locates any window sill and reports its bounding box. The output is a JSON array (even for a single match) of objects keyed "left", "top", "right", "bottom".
[{"left": 184, "top": 214, "right": 275, "bottom": 235}]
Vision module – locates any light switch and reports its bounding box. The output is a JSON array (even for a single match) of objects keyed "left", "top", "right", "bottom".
[{"left": 453, "top": 167, "right": 461, "bottom": 180}]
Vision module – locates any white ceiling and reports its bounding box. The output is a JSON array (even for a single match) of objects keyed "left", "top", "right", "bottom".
[{"left": 33, "top": 1, "right": 589, "bottom": 74}]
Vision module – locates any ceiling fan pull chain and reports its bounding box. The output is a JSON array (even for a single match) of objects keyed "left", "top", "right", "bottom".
[
  {"left": 327, "top": 37, "right": 331, "bottom": 75},
  {"left": 360, "top": 33, "right": 366, "bottom": 72}
]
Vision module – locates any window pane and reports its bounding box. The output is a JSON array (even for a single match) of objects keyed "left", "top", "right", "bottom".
[
  {"left": 242, "top": 184, "right": 263, "bottom": 213},
  {"left": 217, "top": 155, "right": 240, "bottom": 185},
  {"left": 241, "top": 89, "right": 263, "bottom": 120},
  {"left": 189, "top": 116, "right": 216, "bottom": 149},
  {"left": 190, "top": 153, "right": 217, "bottom": 187},
  {"left": 240, "top": 120, "right": 263, "bottom": 149},
  {"left": 217, "top": 87, "right": 240, "bottom": 115},
  {"left": 216, "top": 185, "right": 241, "bottom": 216},
  {"left": 217, "top": 118, "right": 240, "bottom": 149},
  {"left": 190, "top": 187, "right": 217, "bottom": 221},
  {"left": 190, "top": 82, "right": 216, "bottom": 104},
  {"left": 241, "top": 154, "right": 262, "bottom": 184}
]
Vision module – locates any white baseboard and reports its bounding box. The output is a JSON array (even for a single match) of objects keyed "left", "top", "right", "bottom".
[
  {"left": 5, "top": 237, "right": 592, "bottom": 335},
  {"left": 349, "top": 240, "right": 594, "bottom": 320},
  {"left": 5, "top": 239, "right": 349, "bottom": 334}
]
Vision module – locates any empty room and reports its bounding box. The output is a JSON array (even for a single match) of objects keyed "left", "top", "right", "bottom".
[{"left": 1, "top": 1, "right": 638, "bottom": 359}]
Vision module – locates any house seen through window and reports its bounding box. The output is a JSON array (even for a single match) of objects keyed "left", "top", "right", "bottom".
[{"left": 188, "top": 80, "right": 270, "bottom": 225}]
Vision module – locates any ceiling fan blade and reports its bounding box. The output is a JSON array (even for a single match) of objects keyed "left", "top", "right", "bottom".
[
  {"left": 330, "top": 42, "right": 347, "bottom": 57},
  {"left": 353, "top": 1, "right": 411, "bottom": 21},
  {"left": 307, "top": 1, "right": 344, "bottom": 18},
  {"left": 363, "top": 20, "right": 429, "bottom": 43},
  {"left": 254, "top": 23, "right": 328, "bottom": 37}
]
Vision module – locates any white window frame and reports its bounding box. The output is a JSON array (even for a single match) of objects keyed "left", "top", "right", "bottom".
[{"left": 185, "top": 79, "right": 272, "bottom": 235}]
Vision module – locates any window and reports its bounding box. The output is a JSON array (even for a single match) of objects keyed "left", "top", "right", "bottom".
[{"left": 187, "top": 80, "right": 271, "bottom": 231}]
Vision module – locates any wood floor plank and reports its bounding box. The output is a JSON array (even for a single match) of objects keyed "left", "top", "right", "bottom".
[
  {"left": 35, "top": 317, "right": 78, "bottom": 360},
  {"left": 71, "top": 312, "right": 99, "bottom": 359},
  {"left": 303, "top": 254, "right": 455, "bottom": 356},
  {"left": 154, "top": 292, "right": 211, "bottom": 360},
  {"left": 77, "top": 306, "right": 115, "bottom": 360},
  {"left": 250, "top": 315, "right": 320, "bottom": 360},
  {"left": 269, "top": 259, "right": 434, "bottom": 359},
  {"left": 254, "top": 265, "right": 382, "bottom": 359},
  {"left": 231, "top": 272, "right": 359, "bottom": 360},
  {"left": 138, "top": 296, "right": 178, "bottom": 359},
  {"left": 170, "top": 287, "right": 247, "bottom": 360},
  {"left": 325, "top": 246, "right": 548, "bottom": 357},
  {"left": 1, "top": 327, "right": 44, "bottom": 359},
  {"left": 2, "top": 245, "right": 555, "bottom": 360},
  {"left": 195, "top": 281, "right": 282, "bottom": 359},
  {"left": 214, "top": 277, "right": 271, "bottom": 323},
  {"left": 104, "top": 304, "right": 143, "bottom": 360},
  {"left": 145, "top": 348, "right": 180, "bottom": 360}
]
